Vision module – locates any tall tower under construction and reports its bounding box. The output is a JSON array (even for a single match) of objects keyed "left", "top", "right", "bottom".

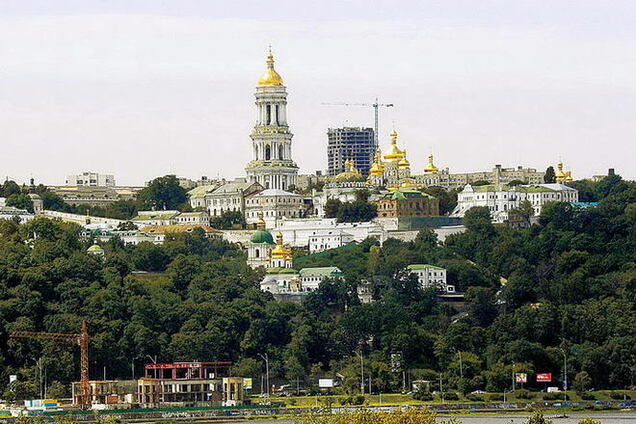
[{"left": 327, "top": 127, "right": 375, "bottom": 177}]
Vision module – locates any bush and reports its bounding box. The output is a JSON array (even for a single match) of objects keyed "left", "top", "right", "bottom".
[
  {"left": 443, "top": 392, "right": 459, "bottom": 401},
  {"left": 543, "top": 393, "right": 569, "bottom": 401},
  {"left": 466, "top": 394, "right": 484, "bottom": 402},
  {"left": 580, "top": 392, "right": 596, "bottom": 400},
  {"left": 489, "top": 394, "right": 504, "bottom": 401},
  {"left": 609, "top": 392, "right": 631, "bottom": 400},
  {"left": 514, "top": 389, "right": 534, "bottom": 399},
  {"left": 413, "top": 391, "right": 433, "bottom": 401}
]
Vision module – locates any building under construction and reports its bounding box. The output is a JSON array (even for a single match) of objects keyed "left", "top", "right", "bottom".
[{"left": 327, "top": 127, "right": 375, "bottom": 177}]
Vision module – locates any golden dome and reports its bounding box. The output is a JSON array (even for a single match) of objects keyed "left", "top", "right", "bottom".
[
  {"left": 271, "top": 231, "right": 291, "bottom": 259},
  {"left": 333, "top": 159, "right": 364, "bottom": 183},
  {"left": 398, "top": 151, "right": 410, "bottom": 168},
  {"left": 369, "top": 150, "right": 384, "bottom": 175},
  {"left": 383, "top": 130, "right": 405, "bottom": 162},
  {"left": 555, "top": 161, "right": 573, "bottom": 182},
  {"left": 257, "top": 49, "right": 284, "bottom": 87},
  {"left": 424, "top": 153, "right": 438, "bottom": 173}
]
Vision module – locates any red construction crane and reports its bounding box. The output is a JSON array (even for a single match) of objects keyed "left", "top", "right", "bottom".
[
  {"left": 9, "top": 320, "right": 90, "bottom": 409},
  {"left": 321, "top": 98, "right": 394, "bottom": 147}
]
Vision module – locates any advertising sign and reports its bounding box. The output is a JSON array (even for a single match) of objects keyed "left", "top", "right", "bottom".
[
  {"left": 9, "top": 375, "right": 17, "bottom": 383},
  {"left": 515, "top": 373, "right": 528, "bottom": 383},
  {"left": 536, "top": 373, "right": 552, "bottom": 382},
  {"left": 243, "top": 378, "right": 253, "bottom": 389},
  {"left": 318, "top": 378, "right": 334, "bottom": 388}
]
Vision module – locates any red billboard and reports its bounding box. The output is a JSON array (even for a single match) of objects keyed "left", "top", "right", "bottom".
[{"left": 536, "top": 373, "right": 552, "bottom": 382}]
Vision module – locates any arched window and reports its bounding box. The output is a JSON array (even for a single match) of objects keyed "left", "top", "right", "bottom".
[
  {"left": 278, "top": 145, "right": 284, "bottom": 160},
  {"left": 255, "top": 249, "right": 260, "bottom": 258},
  {"left": 265, "top": 145, "right": 271, "bottom": 160}
]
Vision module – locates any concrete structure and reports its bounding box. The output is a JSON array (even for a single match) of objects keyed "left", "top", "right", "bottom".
[
  {"left": 0, "top": 199, "right": 36, "bottom": 223},
  {"left": 245, "top": 49, "right": 298, "bottom": 190},
  {"left": 42, "top": 210, "right": 124, "bottom": 227},
  {"left": 260, "top": 266, "right": 343, "bottom": 300},
  {"left": 137, "top": 361, "right": 231, "bottom": 406},
  {"left": 222, "top": 377, "right": 245, "bottom": 407},
  {"left": 415, "top": 163, "right": 544, "bottom": 190},
  {"left": 451, "top": 183, "right": 579, "bottom": 223},
  {"left": 308, "top": 230, "right": 355, "bottom": 253},
  {"left": 327, "top": 127, "right": 375, "bottom": 177},
  {"left": 139, "top": 225, "right": 222, "bottom": 243},
  {"left": 406, "top": 264, "right": 454, "bottom": 293},
  {"left": 66, "top": 171, "right": 115, "bottom": 187},
  {"left": 132, "top": 211, "right": 180, "bottom": 227},
  {"left": 71, "top": 380, "right": 136, "bottom": 407},
  {"left": 275, "top": 218, "right": 386, "bottom": 247},
  {"left": 175, "top": 211, "right": 210, "bottom": 226}
]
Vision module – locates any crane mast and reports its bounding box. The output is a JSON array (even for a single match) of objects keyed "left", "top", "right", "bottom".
[
  {"left": 9, "top": 320, "right": 90, "bottom": 410},
  {"left": 321, "top": 98, "right": 394, "bottom": 147}
]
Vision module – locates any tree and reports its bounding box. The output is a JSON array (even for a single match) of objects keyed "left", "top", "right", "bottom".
[
  {"left": 324, "top": 198, "right": 342, "bottom": 218},
  {"left": 465, "top": 287, "right": 498, "bottom": 327},
  {"left": 508, "top": 200, "right": 534, "bottom": 227},
  {"left": 573, "top": 371, "right": 592, "bottom": 394},
  {"left": 210, "top": 210, "right": 245, "bottom": 230},
  {"left": 544, "top": 166, "right": 556, "bottom": 184},
  {"left": 336, "top": 201, "right": 377, "bottom": 223},
  {"left": 1, "top": 180, "right": 21, "bottom": 197},
  {"left": 6, "top": 193, "right": 34, "bottom": 213},
  {"left": 137, "top": 175, "right": 187, "bottom": 210},
  {"left": 463, "top": 206, "right": 494, "bottom": 235}
]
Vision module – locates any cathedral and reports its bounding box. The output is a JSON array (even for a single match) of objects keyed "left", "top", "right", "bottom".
[{"left": 245, "top": 49, "right": 299, "bottom": 190}]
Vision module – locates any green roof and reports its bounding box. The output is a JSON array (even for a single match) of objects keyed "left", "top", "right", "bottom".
[
  {"left": 251, "top": 229, "right": 275, "bottom": 245},
  {"left": 87, "top": 244, "right": 104, "bottom": 252},
  {"left": 265, "top": 267, "right": 299, "bottom": 275},
  {"left": 407, "top": 264, "right": 445, "bottom": 271},
  {"left": 187, "top": 184, "right": 217, "bottom": 198},
  {"left": 299, "top": 267, "right": 343, "bottom": 278}
]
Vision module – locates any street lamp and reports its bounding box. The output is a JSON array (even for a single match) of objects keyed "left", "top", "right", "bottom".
[
  {"left": 355, "top": 351, "right": 364, "bottom": 395},
  {"left": 558, "top": 347, "right": 568, "bottom": 401},
  {"left": 259, "top": 353, "right": 270, "bottom": 397}
]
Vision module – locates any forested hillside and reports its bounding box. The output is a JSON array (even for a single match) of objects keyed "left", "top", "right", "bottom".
[{"left": 0, "top": 175, "right": 634, "bottom": 400}]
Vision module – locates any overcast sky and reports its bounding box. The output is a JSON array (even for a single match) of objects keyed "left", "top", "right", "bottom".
[{"left": 1, "top": 0, "right": 635, "bottom": 185}]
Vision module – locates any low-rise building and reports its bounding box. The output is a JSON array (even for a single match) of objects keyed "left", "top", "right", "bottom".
[
  {"left": 451, "top": 183, "right": 579, "bottom": 223},
  {"left": 66, "top": 171, "right": 116, "bottom": 187},
  {"left": 0, "top": 199, "right": 35, "bottom": 223},
  {"left": 139, "top": 225, "right": 222, "bottom": 243},
  {"left": 132, "top": 210, "right": 180, "bottom": 227},
  {"left": 244, "top": 188, "right": 306, "bottom": 228},
  {"left": 47, "top": 185, "right": 142, "bottom": 207},
  {"left": 406, "top": 264, "right": 454, "bottom": 293},
  {"left": 375, "top": 189, "right": 439, "bottom": 218},
  {"left": 175, "top": 211, "right": 210, "bottom": 226},
  {"left": 308, "top": 230, "right": 355, "bottom": 253},
  {"left": 204, "top": 179, "right": 264, "bottom": 218},
  {"left": 259, "top": 266, "right": 343, "bottom": 300}
]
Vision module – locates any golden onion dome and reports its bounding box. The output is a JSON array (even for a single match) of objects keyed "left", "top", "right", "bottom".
[
  {"left": 424, "top": 153, "right": 438, "bottom": 173},
  {"left": 257, "top": 50, "right": 284, "bottom": 87},
  {"left": 369, "top": 162, "right": 383, "bottom": 176},
  {"left": 555, "top": 161, "right": 567, "bottom": 178},
  {"left": 383, "top": 130, "right": 405, "bottom": 162},
  {"left": 271, "top": 231, "right": 291, "bottom": 259},
  {"left": 398, "top": 152, "right": 410, "bottom": 168}
]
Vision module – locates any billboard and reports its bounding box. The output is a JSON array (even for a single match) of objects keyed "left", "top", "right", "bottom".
[
  {"left": 318, "top": 379, "right": 334, "bottom": 388},
  {"left": 243, "top": 378, "right": 253, "bottom": 389},
  {"left": 515, "top": 373, "right": 527, "bottom": 383},
  {"left": 536, "top": 373, "right": 552, "bottom": 382},
  {"left": 9, "top": 375, "right": 17, "bottom": 383}
]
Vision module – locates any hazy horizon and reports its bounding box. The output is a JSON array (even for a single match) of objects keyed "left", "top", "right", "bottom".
[{"left": 2, "top": 0, "right": 635, "bottom": 186}]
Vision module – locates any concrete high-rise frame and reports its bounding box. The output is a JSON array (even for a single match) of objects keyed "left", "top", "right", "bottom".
[{"left": 327, "top": 127, "right": 375, "bottom": 177}]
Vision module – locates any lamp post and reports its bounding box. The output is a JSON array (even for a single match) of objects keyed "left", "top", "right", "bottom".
[
  {"left": 558, "top": 347, "right": 568, "bottom": 401},
  {"left": 259, "top": 353, "right": 270, "bottom": 397},
  {"left": 355, "top": 351, "right": 364, "bottom": 395}
]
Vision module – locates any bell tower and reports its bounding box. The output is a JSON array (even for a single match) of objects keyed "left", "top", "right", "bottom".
[{"left": 245, "top": 48, "right": 298, "bottom": 190}]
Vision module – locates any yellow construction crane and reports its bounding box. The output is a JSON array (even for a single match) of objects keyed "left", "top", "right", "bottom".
[
  {"left": 10, "top": 320, "right": 90, "bottom": 410},
  {"left": 321, "top": 98, "right": 394, "bottom": 147}
]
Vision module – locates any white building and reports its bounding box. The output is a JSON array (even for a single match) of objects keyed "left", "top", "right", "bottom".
[
  {"left": 0, "top": 201, "right": 35, "bottom": 223},
  {"left": 451, "top": 183, "right": 579, "bottom": 223},
  {"left": 175, "top": 211, "right": 210, "bottom": 226},
  {"left": 260, "top": 266, "right": 343, "bottom": 297},
  {"left": 308, "top": 230, "right": 355, "bottom": 253},
  {"left": 202, "top": 179, "right": 264, "bottom": 218},
  {"left": 66, "top": 171, "right": 115, "bottom": 187},
  {"left": 132, "top": 211, "right": 180, "bottom": 227},
  {"left": 245, "top": 188, "right": 306, "bottom": 228},
  {"left": 245, "top": 49, "right": 298, "bottom": 191},
  {"left": 275, "top": 218, "right": 386, "bottom": 248},
  {"left": 406, "top": 264, "right": 454, "bottom": 293}
]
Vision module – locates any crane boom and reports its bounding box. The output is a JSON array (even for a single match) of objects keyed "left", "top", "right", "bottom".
[
  {"left": 9, "top": 320, "right": 90, "bottom": 410},
  {"left": 321, "top": 98, "right": 394, "bottom": 146}
]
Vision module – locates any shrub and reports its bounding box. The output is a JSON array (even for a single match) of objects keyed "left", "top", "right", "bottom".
[
  {"left": 514, "top": 389, "right": 534, "bottom": 399},
  {"left": 466, "top": 394, "right": 484, "bottom": 402},
  {"left": 543, "top": 393, "right": 569, "bottom": 401},
  {"left": 413, "top": 391, "right": 433, "bottom": 401},
  {"left": 580, "top": 392, "right": 595, "bottom": 400},
  {"left": 577, "top": 419, "right": 601, "bottom": 424},
  {"left": 443, "top": 392, "right": 459, "bottom": 401},
  {"left": 609, "top": 392, "right": 630, "bottom": 400},
  {"left": 489, "top": 394, "right": 504, "bottom": 401}
]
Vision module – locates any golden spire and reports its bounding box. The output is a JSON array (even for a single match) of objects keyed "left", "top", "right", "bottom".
[
  {"left": 256, "top": 211, "right": 266, "bottom": 230},
  {"left": 369, "top": 149, "right": 384, "bottom": 175},
  {"left": 271, "top": 231, "right": 291, "bottom": 259},
  {"left": 257, "top": 46, "right": 284, "bottom": 87}
]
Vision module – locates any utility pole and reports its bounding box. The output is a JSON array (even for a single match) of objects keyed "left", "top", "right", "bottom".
[
  {"left": 512, "top": 363, "right": 516, "bottom": 392},
  {"left": 259, "top": 353, "right": 270, "bottom": 397},
  {"left": 559, "top": 347, "right": 568, "bottom": 400},
  {"left": 438, "top": 374, "right": 444, "bottom": 403}
]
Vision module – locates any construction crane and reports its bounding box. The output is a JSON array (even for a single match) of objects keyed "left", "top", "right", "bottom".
[
  {"left": 321, "top": 98, "right": 394, "bottom": 147},
  {"left": 10, "top": 320, "right": 90, "bottom": 410}
]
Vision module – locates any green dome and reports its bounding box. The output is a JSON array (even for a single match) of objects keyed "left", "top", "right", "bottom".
[
  {"left": 87, "top": 244, "right": 104, "bottom": 254},
  {"left": 251, "top": 230, "right": 274, "bottom": 245}
]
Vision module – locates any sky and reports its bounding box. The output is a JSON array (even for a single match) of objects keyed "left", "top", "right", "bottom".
[{"left": 1, "top": 0, "right": 635, "bottom": 186}]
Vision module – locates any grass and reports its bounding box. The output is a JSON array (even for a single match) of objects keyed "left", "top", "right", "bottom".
[{"left": 250, "top": 390, "right": 636, "bottom": 409}]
